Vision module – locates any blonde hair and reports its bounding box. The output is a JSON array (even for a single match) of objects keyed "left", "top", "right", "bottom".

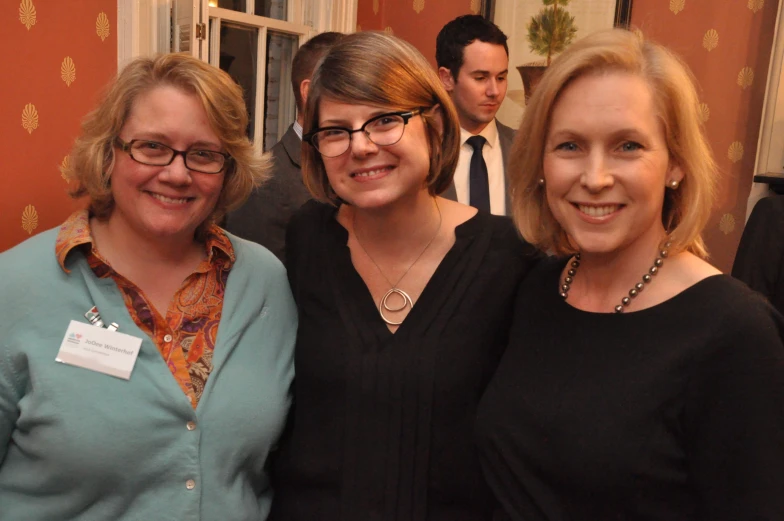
[
  {"left": 301, "top": 31, "right": 460, "bottom": 204},
  {"left": 509, "top": 29, "right": 716, "bottom": 257},
  {"left": 64, "top": 52, "right": 268, "bottom": 236}
]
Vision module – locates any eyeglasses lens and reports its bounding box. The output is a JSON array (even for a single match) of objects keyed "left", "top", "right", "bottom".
[
  {"left": 314, "top": 114, "right": 406, "bottom": 157},
  {"left": 130, "top": 141, "right": 225, "bottom": 174}
]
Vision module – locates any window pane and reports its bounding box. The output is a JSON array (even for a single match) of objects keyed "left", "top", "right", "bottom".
[
  {"left": 264, "top": 31, "right": 298, "bottom": 150},
  {"left": 217, "top": 0, "right": 246, "bottom": 11},
  {"left": 216, "top": 22, "right": 258, "bottom": 141},
  {"left": 255, "top": 0, "right": 287, "bottom": 20}
]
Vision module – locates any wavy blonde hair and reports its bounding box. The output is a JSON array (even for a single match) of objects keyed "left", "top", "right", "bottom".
[
  {"left": 63, "top": 52, "right": 268, "bottom": 237},
  {"left": 509, "top": 29, "right": 717, "bottom": 257},
  {"left": 301, "top": 31, "right": 461, "bottom": 204}
]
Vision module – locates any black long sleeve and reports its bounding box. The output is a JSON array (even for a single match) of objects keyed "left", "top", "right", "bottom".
[{"left": 477, "top": 258, "right": 784, "bottom": 520}]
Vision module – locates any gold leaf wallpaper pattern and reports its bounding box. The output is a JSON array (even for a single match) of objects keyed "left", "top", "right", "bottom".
[
  {"left": 19, "top": 0, "right": 36, "bottom": 31},
  {"left": 413, "top": 0, "right": 424, "bottom": 14},
  {"left": 373, "top": 0, "right": 379, "bottom": 15},
  {"left": 728, "top": 141, "right": 744, "bottom": 163},
  {"left": 21, "top": 205, "right": 39, "bottom": 235},
  {"left": 96, "top": 12, "right": 110, "bottom": 41},
  {"left": 60, "top": 156, "right": 70, "bottom": 181},
  {"left": 737, "top": 66, "right": 754, "bottom": 89},
  {"left": 470, "top": 0, "right": 481, "bottom": 14},
  {"left": 699, "top": 102, "right": 710, "bottom": 123},
  {"left": 748, "top": 0, "right": 764, "bottom": 14},
  {"left": 702, "top": 29, "right": 718, "bottom": 51},
  {"left": 61, "top": 57, "right": 76, "bottom": 87},
  {"left": 357, "top": 23, "right": 362, "bottom": 31},
  {"left": 384, "top": 26, "right": 394, "bottom": 35},
  {"left": 719, "top": 213, "right": 736, "bottom": 235},
  {"left": 669, "top": 0, "right": 685, "bottom": 15},
  {"left": 22, "top": 103, "right": 39, "bottom": 134},
  {"left": 19, "top": 0, "right": 36, "bottom": 30}
]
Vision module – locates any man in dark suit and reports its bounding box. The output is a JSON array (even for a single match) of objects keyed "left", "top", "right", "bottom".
[
  {"left": 225, "top": 31, "right": 344, "bottom": 260},
  {"left": 436, "top": 15, "right": 514, "bottom": 215}
]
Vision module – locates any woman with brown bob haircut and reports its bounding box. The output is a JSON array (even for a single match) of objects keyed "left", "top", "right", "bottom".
[
  {"left": 476, "top": 29, "right": 784, "bottom": 519},
  {"left": 270, "top": 32, "right": 539, "bottom": 521},
  {"left": 0, "top": 53, "right": 297, "bottom": 521}
]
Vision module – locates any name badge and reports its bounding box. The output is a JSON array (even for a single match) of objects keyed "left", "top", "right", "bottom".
[{"left": 56, "top": 320, "right": 142, "bottom": 380}]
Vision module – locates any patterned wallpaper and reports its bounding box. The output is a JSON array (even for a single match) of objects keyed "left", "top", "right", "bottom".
[
  {"left": 1, "top": 1, "right": 778, "bottom": 273},
  {"left": 356, "top": 0, "right": 481, "bottom": 67},
  {"left": 631, "top": 0, "right": 779, "bottom": 272},
  {"left": 0, "top": 1, "right": 117, "bottom": 253},
  {"left": 358, "top": 0, "right": 779, "bottom": 273}
]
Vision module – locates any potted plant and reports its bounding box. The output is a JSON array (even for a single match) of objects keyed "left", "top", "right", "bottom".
[{"left": 518, "top": 0, "right": 578, "bottom": 101}]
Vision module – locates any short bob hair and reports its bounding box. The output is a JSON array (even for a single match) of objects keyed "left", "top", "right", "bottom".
[
  {"left": 64, "top": 52, "right": 268, "bottom": 237},
  {"left": 509, "top": 29, "right": 716, "bottom": 258},
  {"left": 301, "top": 31, "right": 461, "bottom": 204}
]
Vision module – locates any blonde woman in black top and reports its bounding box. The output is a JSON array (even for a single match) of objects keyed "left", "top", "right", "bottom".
[{"left": 476, "top": 29, "right": 784, "bottom": 520}]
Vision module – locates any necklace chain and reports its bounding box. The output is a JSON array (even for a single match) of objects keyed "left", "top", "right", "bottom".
[
  {"left": 560, "top": 240, "right": 672, "bottom": 313},
  {"left": 353, "top": 199, "right": 443, "bottom": 325}
]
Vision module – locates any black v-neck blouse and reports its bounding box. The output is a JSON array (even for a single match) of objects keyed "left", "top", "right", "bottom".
[{"left": 269, "top": 200, "right": 540, "bottom": 521}]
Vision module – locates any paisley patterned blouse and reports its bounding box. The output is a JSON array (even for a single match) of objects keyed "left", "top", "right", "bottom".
[{"left": 55, "top": 210, "right": 234, "bottom": 409}]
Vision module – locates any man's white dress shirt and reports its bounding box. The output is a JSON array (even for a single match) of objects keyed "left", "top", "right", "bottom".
[{"left": 454, "top": 120, "right": 506, "bottom": 215}]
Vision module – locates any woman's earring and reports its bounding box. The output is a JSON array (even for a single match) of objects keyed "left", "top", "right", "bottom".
[
  {"left": 667, "top": 179, "right": 680, "bottom": 189},
  {"left": 538, "top": 178, "right": 545, "bottom": 186}
]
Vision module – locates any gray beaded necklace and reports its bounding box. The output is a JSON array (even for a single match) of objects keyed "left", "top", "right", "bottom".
[{"left": 560, "top": 240, "right": 672, "bottom": 313}]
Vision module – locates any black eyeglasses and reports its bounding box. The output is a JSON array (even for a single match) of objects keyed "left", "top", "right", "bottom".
[
  {"left": 115, "top": 138, "right": 231, "bottom": 174},
  {"left": 303, "top": 108, "right": 425, "bottom": 158}
]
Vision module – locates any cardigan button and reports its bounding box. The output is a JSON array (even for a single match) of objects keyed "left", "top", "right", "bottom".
[
  {"left": 185, "top": 479, "right": 196, "bottom": 490},
  {"left": 186, "top": 421, "right": 196, "bottom": 431}
]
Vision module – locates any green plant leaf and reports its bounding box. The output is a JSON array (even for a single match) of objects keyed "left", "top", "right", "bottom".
[{"left": 526, "top": 5, "right": 578, "bottom": 58}]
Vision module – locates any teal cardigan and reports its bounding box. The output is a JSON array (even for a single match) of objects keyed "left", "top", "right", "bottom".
[{"left": 0, "top": 226, "right": 296, "bottom": 521}]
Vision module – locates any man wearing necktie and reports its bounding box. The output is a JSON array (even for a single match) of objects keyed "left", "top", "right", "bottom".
[{"left": 436, "top": 15, "right": 514, "bottom": 216}]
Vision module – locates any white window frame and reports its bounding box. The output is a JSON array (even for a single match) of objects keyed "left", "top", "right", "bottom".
[
  {"left": 206, "top": 7, "right": 310, "bottom": 149},
  {"left": 117, "top": 0, "right": 358, "bottom": 67}
]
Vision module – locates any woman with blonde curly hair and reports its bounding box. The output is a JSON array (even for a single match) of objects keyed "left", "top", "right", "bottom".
[
  {"left": 475, "top": 29, "right": 784, "bottom": 520},
  {"left": 270, "top": 31, "right": 540, "bottom": 521},
  {"left": 0, "top": 53, "right": 296, "bottom": 520}
]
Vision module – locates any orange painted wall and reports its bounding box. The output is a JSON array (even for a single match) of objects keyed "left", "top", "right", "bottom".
[
  {"left": 356, "top": 0, "right": 480, "bottom": 68},
  {"left": 1, "top": 1, "right": 117, "bottom": 252},
  {"left": 631, "top": 0, "right": 778, "bottom": 272}
]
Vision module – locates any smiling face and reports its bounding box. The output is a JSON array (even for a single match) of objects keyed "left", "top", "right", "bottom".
[
  {"left": 542, "top": 71, "right": 683, "bottom": 257},
  {"left": 317, "top": 98, "right": 433, "bottom": 210},
  {"left": 109, "top": 85, "right": 225, "bottom": 244},
  {"left": 439, "top": 40, "right": 508, "bottom": 134}
]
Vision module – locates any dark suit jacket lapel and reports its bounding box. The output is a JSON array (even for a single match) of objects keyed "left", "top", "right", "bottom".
[
  {"left": 280, "top": 124, "right": 302, "bottom": 168},
  {"left": 497, "top": 120, "right": 515, "bottom": 216}
]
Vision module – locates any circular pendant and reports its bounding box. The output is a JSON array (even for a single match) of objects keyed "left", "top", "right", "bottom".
[{"left": 378, "top": 287, "right": 413, "bottom": 325}]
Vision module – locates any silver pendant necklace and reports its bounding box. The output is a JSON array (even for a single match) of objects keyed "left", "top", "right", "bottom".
[
  {"left": 353, "top": 199, "right": 442, "bottom": 325},
  {"left": 560, "top": 240, "right": 672, "bottom": 313}
]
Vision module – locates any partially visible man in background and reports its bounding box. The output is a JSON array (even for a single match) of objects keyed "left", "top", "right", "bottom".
[
  {"left": 226, "top": 31, "right": 344, "bottom": 260},
  {"left": 436, "top": 15, "right": 513, "bottom": 216}
]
